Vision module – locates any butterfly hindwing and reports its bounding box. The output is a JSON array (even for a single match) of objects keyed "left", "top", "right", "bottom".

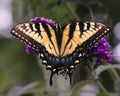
[
  {"left": 60, "top": 21, "right": 110, "bottom": 56},
  {"left": 11, "top": 22, "right": 59, "bottom": 56}
]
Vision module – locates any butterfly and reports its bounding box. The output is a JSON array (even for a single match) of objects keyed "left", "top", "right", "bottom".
[{"left": 11, "top": 20, "right": 110, "bottom": 85}]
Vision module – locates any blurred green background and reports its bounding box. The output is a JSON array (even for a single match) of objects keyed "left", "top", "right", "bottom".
[{"left": 0, "top": 0, "right": 120, "bottom": 96}]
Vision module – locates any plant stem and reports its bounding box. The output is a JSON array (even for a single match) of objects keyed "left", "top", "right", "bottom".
[
  {"left": 95, "top": 79, "right": 109, "bottom": 95},
  {"left": 84, "top": 65, "right": 109, "bottom": 96},
  {"left": 63, "top": 2, "right": 80, "bottom": 20},
  {"left": 87, "top": 6, "right": 94, "bottom": 21},
  {"left": 111, "top": 68, "right": 120, "bottom": 80},
  {"left": 109, "top": 64, "right": 120, "bottom": 80}
]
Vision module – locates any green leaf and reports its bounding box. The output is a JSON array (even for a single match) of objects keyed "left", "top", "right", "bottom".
[
  {"left": 94, "top": 64, "right": 120, "bottom": 78},
  {"left": 71, "top": 80, "right": 92, "bottom": 96},
  {"left": 115, "top": 80, "right": 120, "bottom": 96},
  {"left": 0, "top": 66, "right": 9, "bottom": 92},
  {"left": 96, "top": 92, "right": 107, "bottom": 96}
]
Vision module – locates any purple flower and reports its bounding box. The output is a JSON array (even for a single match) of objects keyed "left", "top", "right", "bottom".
[
  {"left": 93, "top": 38, "right": 112, "bottom": 63},
  {"left": 30, "top": 17, "right": 55, "bottom": 26},
  {"left": 26, "top": 17, "right": 56, "bottom": 56},
  {"left": 26, "top": 45, "right": 39, "bottom": 56}
]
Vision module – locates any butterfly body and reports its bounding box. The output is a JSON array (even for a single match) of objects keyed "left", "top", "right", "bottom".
[{"left": 11, "top": 20, "right": 110, "bottom": 85}]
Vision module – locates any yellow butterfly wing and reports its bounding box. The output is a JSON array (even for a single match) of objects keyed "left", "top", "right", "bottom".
[
  {"left": 60, "top": 21, "right": 110, "bottom": 56},
  {"left": 11, "top": 22, "right": 59, "bottom": 56}
]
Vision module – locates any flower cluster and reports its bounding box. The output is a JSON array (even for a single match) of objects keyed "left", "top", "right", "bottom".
[
  {"left": 30, "top": 17, "right": 55, "bottom": 26},
  {"left": 93, "top": 38, "right": 112, "bottom": 63},
  {"left": 26, "top": 17, "right": 112, "bottom": 64}
]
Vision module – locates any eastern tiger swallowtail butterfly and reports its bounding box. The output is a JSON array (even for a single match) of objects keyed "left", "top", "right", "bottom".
[{"left": 11, "top": 20, "right": 110, "bottom": 85}]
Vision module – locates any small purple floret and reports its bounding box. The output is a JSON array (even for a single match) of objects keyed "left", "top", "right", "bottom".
[{"left": 26, "top": 45, "right": 31, "bottom": 54}]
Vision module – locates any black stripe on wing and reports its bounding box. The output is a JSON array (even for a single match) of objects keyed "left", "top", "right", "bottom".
[
  {"left": 11, "top": 22, "right": 40, "bottom": 50},
  {"left": 81, "top": 22, "right": 110, "bottom": 48}
]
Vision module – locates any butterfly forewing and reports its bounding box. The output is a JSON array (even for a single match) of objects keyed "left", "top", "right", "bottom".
[
  {"left": 11, "top": 22, "right": 59, "bottom": 56},
  {"left": 60, "top": 21, "right": 110, "bottom": 56}
]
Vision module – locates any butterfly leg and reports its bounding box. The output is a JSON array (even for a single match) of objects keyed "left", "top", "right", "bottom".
[
  {"left": 67, "top": 70, "right": 73, "bottom": 85},
  {"left": 49, "top": 70, "right": 56, "bottom": 86}
]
